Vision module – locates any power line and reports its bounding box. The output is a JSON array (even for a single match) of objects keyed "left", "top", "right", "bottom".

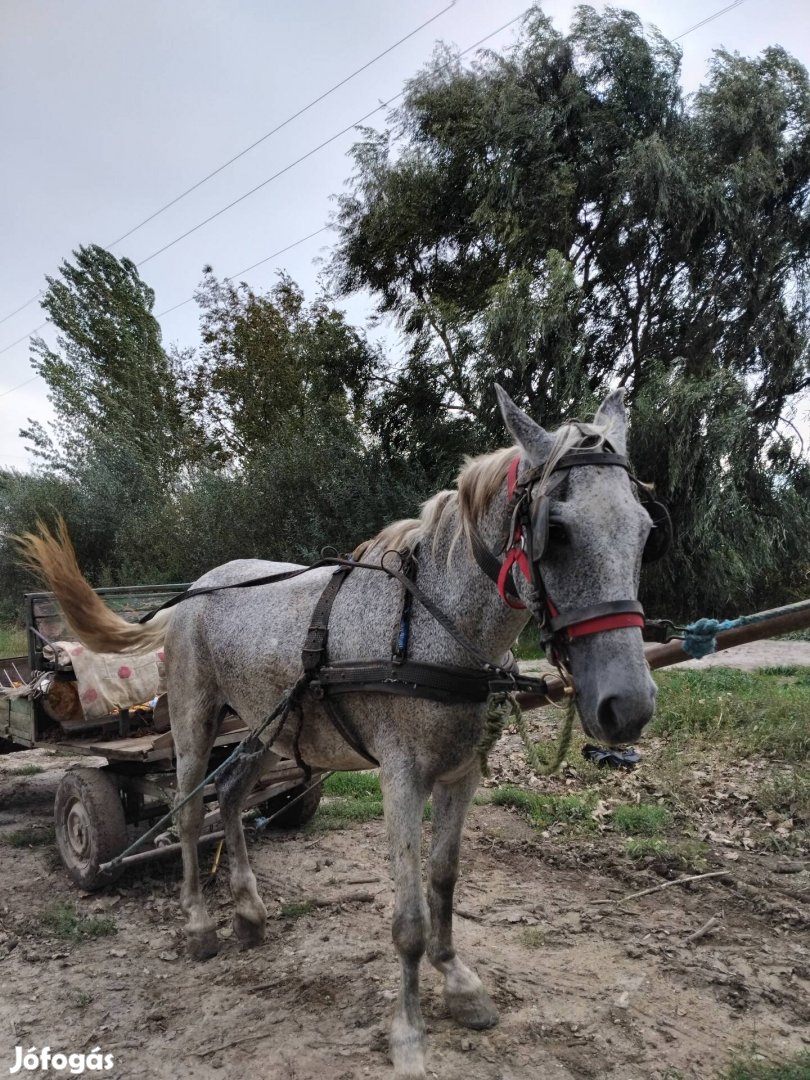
[
  {"left": 0, "top": 11, "right": 527, "bottom": 359},
  {"left": 0, "top": 323, "right": 47, "bottom": 358},
  {"left": 156, "top": 225, "right": 331, "bottom": 317},
  {"left": 0, "top": 374, "right": 41, "bottom": 398},
  {"left": 0, "top": 3, "right": 457, "bottom": 329},
  {"left": 0, "top": 291, "right": 42, "bottom": 327},
  {"left": 136, "top": 11, "right": 527, "bottom": 268},
  {"left": 107, "top": 1, "right": 458, "bottom": 249},
  {"left": 673, "top": 0, "right": 748, "bottom": 41},
  {"left": 0, "top": 0, "right": 750, "bottom": 378}
]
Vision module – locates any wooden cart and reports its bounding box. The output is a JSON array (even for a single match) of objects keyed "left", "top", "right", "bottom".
[{"left": 0, "top": 585, "right": 321, "bottom": 890}]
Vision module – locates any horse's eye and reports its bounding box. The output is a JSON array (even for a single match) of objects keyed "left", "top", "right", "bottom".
[{"left": 547, "top": 522, "right": 569, "bottom": 547}]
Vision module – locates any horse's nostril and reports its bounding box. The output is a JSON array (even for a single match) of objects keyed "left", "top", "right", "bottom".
[{"left": 597, "top": 696, "right": 619, "bottom": 733}]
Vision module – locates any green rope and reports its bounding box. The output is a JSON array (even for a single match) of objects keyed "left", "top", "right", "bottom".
[{"left": 479, "top": 690, "right": 576, "bottom": 778}]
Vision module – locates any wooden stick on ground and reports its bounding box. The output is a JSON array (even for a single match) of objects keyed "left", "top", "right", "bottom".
[
  {"left": 592, "top": 870, "right": 731, "bottom": 906},
  {"left": 683, "top": 914, "right": 722, "bottom": 945}
]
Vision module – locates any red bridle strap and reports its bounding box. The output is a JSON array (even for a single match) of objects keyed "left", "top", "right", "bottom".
[
  {"left": 498, "top": 455, "right": 531, "bottom": 609},
  {"left": 498, "top": 456, "right": 645, "bottom": 639}
]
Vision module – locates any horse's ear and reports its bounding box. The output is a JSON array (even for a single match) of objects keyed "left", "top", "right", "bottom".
[
  {"left": 495, "top": 385, "right": 554, "bottom": 460},
  {"left": 594, "top": 388, "right": 627, "bottom": 455}
]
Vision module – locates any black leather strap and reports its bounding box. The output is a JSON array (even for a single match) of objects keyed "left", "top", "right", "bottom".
[{"left": 302, "top": 565, "right": 353, "bottom": 674}]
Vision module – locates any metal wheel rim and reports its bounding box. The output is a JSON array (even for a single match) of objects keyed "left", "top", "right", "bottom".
[{"left": 62, "top": 795, "right": 93, "bottom": 867}]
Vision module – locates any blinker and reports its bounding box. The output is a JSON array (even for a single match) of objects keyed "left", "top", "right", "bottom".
[{"left": 640, "top": 496, "right": 672, "bottom": 564}]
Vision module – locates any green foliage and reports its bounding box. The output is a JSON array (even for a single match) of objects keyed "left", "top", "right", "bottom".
[
  {"left": 611, "top": 804, "right": 670, "bottom": 835},
  {"left": 39, "top": 901, "right": 116, "bottom": 942},
  {"left": 653, "top": 669, "right": 810, "bottom": 759},
  {"left": 0, "top": 624, "right": 26, "bottom": 656},
  {"left": 625, "top": 837, "right": 666, "bottom": 860},
  {"left": 278, "top": 900, "right": 315, "bottom": 919},
  {"left": 323, "top": 772, "right": 382, "bottom": 799},
  {"left": 487, "top": 784, "right": 596, "bottom": 830},
  {"left": 24, "top": 244, "right": 202, "bottom": 479},
  {"left": 722, "top": 1052, "right": 810, "bottom": 1080},
  {"left": 4, "top": 826, "right": 55, "bottom": 847},
  {"left": 332, "top": 6, "right": 810, "bottom": 619}
]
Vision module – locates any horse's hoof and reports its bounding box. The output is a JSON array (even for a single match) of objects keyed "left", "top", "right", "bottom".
[
  {"left": 186, "top": 926, "right": 219, "bottom": 961},
  {"left": 233, "top": 912, "right": 266, "bottom": 949},
  {"left": 390, "top": 1020, "right": 426, "bottom": 1079},
  {"left": 445, "top": 986, "right": 499, "bottom": 1030}
]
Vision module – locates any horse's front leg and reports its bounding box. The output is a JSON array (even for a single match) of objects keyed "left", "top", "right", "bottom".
[
  {"left": 381, "top": 767, "right": 431, "bottom": 1080},
  {"left": 215, "top": 741, "right": 269, "bottom": 948},
  {"left": 428, "top": 765, "right": 499, "bottom": 1030}
]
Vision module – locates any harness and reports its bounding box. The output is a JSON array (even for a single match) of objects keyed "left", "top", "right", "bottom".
[{"left": 140, "top": 438, "right": 671, "bottom": 765}]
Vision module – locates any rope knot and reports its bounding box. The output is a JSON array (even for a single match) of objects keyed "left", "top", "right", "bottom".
[{"left": 682, "top": 616, "right": 742, "bottom": 659}]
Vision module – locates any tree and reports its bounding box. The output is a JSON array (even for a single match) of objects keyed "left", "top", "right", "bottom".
[
  {"left": 182, "top": 269, "right": 380, "bottom": 464},
  {"left": 23, "top": 244, "right": 202, "bottom": 481},
  {"left": 331, "top": 5, "right": 810, "bottom": 617}
]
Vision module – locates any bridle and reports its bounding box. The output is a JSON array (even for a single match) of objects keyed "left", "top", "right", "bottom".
[{"left": 473, "top": 441, "right": 671, "bottom": 671}]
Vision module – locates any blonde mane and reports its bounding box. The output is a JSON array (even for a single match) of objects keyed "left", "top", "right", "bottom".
[{"left": 353, "top": 414, "right": 617, "bottom": 562}]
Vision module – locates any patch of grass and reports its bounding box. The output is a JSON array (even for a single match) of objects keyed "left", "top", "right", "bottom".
[
  {"left": 4, "top": 826, "right": 55, "bottom": 848},
  {"left": 513, "top": 624, "right": 544, "bottom": 661},
  {"left": 625, "top": 837, "right": 667, "bottom": 860},
  {"left": 521, "top": 927, "right": 546, "bottom": 949},
  {"left": 40, "top": 901, "right": 116, "bottom": 942},
  {"left": 323, "top": 771, "right": 382, "bottom": 799},
  {"left": 754, "top": 767, "right": 810, "bottom": 823},
  {"left": 611, "top": 804, "right": 671, "bottom": 836},
  {"left": 279, "top": 900, "right": 314, "bottom": 919},
  {"left": 723, "top": 1051, "right": 810, "bottom": 1079},
  {"left": 72, "top": 991, "right": 93, "bottom": 1009},
  {"left": 316, "top": 798, "right": 385, "bottom": 825},
  {"left": 652, "top": 668, "right": 810, "bottom": 759},
  {"left": 0, "top": 624, "right": 26, "bottom": 657},
  {"left": 314, "top": 771, "right": 430, "bottom": 831},
  {"left": 670, "top": 839, "right": 711, "bottom": 872},
  {"left": 487, "top": 784, "right": 597, "bottom": 831},
  {"left": 5, "top": 764, "right": 44, "bottom": 777}
]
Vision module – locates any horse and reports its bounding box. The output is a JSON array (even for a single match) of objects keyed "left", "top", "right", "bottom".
[{"left": 19, "top": 386, "right": 657, "bottom": 1079}]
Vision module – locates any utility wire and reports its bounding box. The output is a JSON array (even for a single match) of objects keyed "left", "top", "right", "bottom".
[
  {"left": 156, "top": 225, "right": 331, "bottom": 317},
  {"left": 0, "top": 292, "right": 42, "bottom": 327},
  {"left": 0, "top": 10, "right": 536, "bottom": 352},
  {"left": 0, "top": 2, "right": 456, "bottom": 328},
  {"left": 0, "top": 374, "right": 41, "bottom": 398},
  {"left": 107, "top": 1, "right": 458, "bottom": 249},
  {"left": 673, "top": 0, "right": 748, "bottom": 41},
  {"left": 0, "top": 0, "right": 750, "bottom": 373},
  {"left": 0, "top": 323, "right": 47, "bottom": 358},
  {"left": 136, "top": 11, "right": 527, "bottom": 268}
]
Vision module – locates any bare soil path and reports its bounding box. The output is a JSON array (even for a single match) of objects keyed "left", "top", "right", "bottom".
[{"left": 0, "top": 641, "right": 808, "bottom": 1079}]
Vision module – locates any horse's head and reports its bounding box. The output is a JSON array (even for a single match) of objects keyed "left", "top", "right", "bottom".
[{"left": 496, "top": 386, "right": 658, "bottom": 746}]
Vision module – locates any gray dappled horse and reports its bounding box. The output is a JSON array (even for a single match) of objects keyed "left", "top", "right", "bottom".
[{"left": 21, "top": 388, "right": 656, "bottom": 1079}]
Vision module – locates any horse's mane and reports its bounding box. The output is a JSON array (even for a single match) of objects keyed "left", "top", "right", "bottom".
[{"left": 354, "top": 414, "right": 617, "bottom": 562}]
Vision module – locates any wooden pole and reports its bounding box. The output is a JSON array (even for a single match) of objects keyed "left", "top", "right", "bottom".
[{"left": 514, "top": 597, "right": 810, "bottom": 711}]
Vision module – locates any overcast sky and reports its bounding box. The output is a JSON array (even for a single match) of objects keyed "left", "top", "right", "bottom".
[{"left": 1, "top": 0, "right": 808, "bottom": 471}]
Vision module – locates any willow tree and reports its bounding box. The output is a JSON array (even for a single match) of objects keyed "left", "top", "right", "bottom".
[{"left": 332, "top": 6, "right": 810, "bottom": 617}]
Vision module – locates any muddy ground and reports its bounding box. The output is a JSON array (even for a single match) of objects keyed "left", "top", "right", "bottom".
[{"left": 0, "top": 648, "right": 808, "bottom": 1080}]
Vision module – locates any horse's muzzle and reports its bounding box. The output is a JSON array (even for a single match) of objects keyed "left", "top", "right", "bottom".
[{"left": 589, "top": 685, "right": 657, "bottom": 746}]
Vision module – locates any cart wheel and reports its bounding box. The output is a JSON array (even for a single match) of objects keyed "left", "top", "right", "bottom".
[
  {"left": 54, "top": 768, "right": 128, "bottom": 891},
  {"left": 261, "top": 780, "right": 323, "bottom": 829}
]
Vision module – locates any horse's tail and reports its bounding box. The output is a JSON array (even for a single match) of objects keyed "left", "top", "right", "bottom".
[{"left": 15, "top": 518, "right": 171, "bottom": 654}]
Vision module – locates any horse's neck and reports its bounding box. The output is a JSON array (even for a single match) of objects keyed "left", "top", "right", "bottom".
[{"left": 416, "top": 494, "right": 529, "bottom": 665}]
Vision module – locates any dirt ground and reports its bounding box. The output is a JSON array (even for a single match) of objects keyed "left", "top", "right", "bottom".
[{"left": 0, "top": 645, "right": 808, "bottom": 1080}]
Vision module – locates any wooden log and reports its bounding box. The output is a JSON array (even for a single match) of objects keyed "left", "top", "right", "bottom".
[{"left": 514, "top": 597, "right": 810, "bottom": 711}]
